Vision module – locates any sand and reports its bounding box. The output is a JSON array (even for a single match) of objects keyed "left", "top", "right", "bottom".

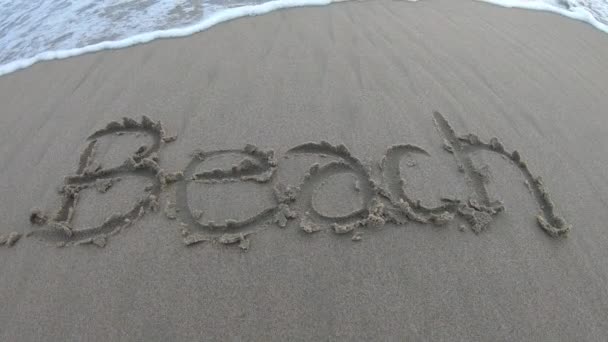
[{"left": 1, "top": 0, "right": 608, "bottom": 340}]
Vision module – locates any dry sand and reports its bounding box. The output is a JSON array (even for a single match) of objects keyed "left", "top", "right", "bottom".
[{"left": 1, "top": 0, "right": 608, "bottom": 340}]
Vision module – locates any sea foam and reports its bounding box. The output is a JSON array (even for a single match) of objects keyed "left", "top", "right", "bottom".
[
  {"left": 479, "top": 0, "right": 608, "bottom": 34},
  {"left": 0, "top": 0, "right": 606, "bottom": 78},
  {"left": 0, "top": 0, "right": 331, "bottom": 77}
]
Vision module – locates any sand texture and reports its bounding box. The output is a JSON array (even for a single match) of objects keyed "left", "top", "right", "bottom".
[{"left": 1, "top": 0, "right": 608, "bottom": 340}]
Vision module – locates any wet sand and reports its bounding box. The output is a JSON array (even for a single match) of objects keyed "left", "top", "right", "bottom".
[{"left": 1, "top": 0, "right": 608, "bottom": 340}]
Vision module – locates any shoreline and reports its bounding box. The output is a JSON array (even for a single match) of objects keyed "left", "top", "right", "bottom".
[{"left": 1, "top": 0, "right": 608, "bottom": 78}]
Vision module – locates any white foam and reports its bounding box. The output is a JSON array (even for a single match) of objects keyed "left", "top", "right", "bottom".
[
  {"left": 0, "top": 0, "right": 331, "bottom": 78},
  {"left": 479, "top": 0, "right": 608, "bottom": 34},
  {"left": 1, "top": 0, "right": 607, "bottom": 78}
]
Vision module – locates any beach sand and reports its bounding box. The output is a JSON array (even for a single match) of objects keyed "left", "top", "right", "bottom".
[{"left": 1, "top": 0, "right": 608, "bottom": 340}]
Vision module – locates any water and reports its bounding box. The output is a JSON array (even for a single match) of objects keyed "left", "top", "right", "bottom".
[
  {"left": 538, "top": 0, "right": 608, "bottom": 24},
  {"left": 0, "top": 0, "right": 262, "bottom": 66},
  {"left": 480, "top": 0, "right": 608, "bottom": 30},
  {"left": 0, "top": 0, "right": 606, "bottom": 77}
]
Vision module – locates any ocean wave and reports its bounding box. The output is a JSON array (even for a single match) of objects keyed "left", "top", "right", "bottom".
[
  {"left": 479, "top": 0, "right": 608, "bottom": 33},
  {"left": 0, "top": 0, "right": 331, "bottom": 77},
  {"left": 0, "top": 0, "right": 606, "bottom": 78}
]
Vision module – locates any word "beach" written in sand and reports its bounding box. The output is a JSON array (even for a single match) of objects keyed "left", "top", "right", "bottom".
[{"left": 24, "top": 112, "right": 571, "bottom": 250}]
